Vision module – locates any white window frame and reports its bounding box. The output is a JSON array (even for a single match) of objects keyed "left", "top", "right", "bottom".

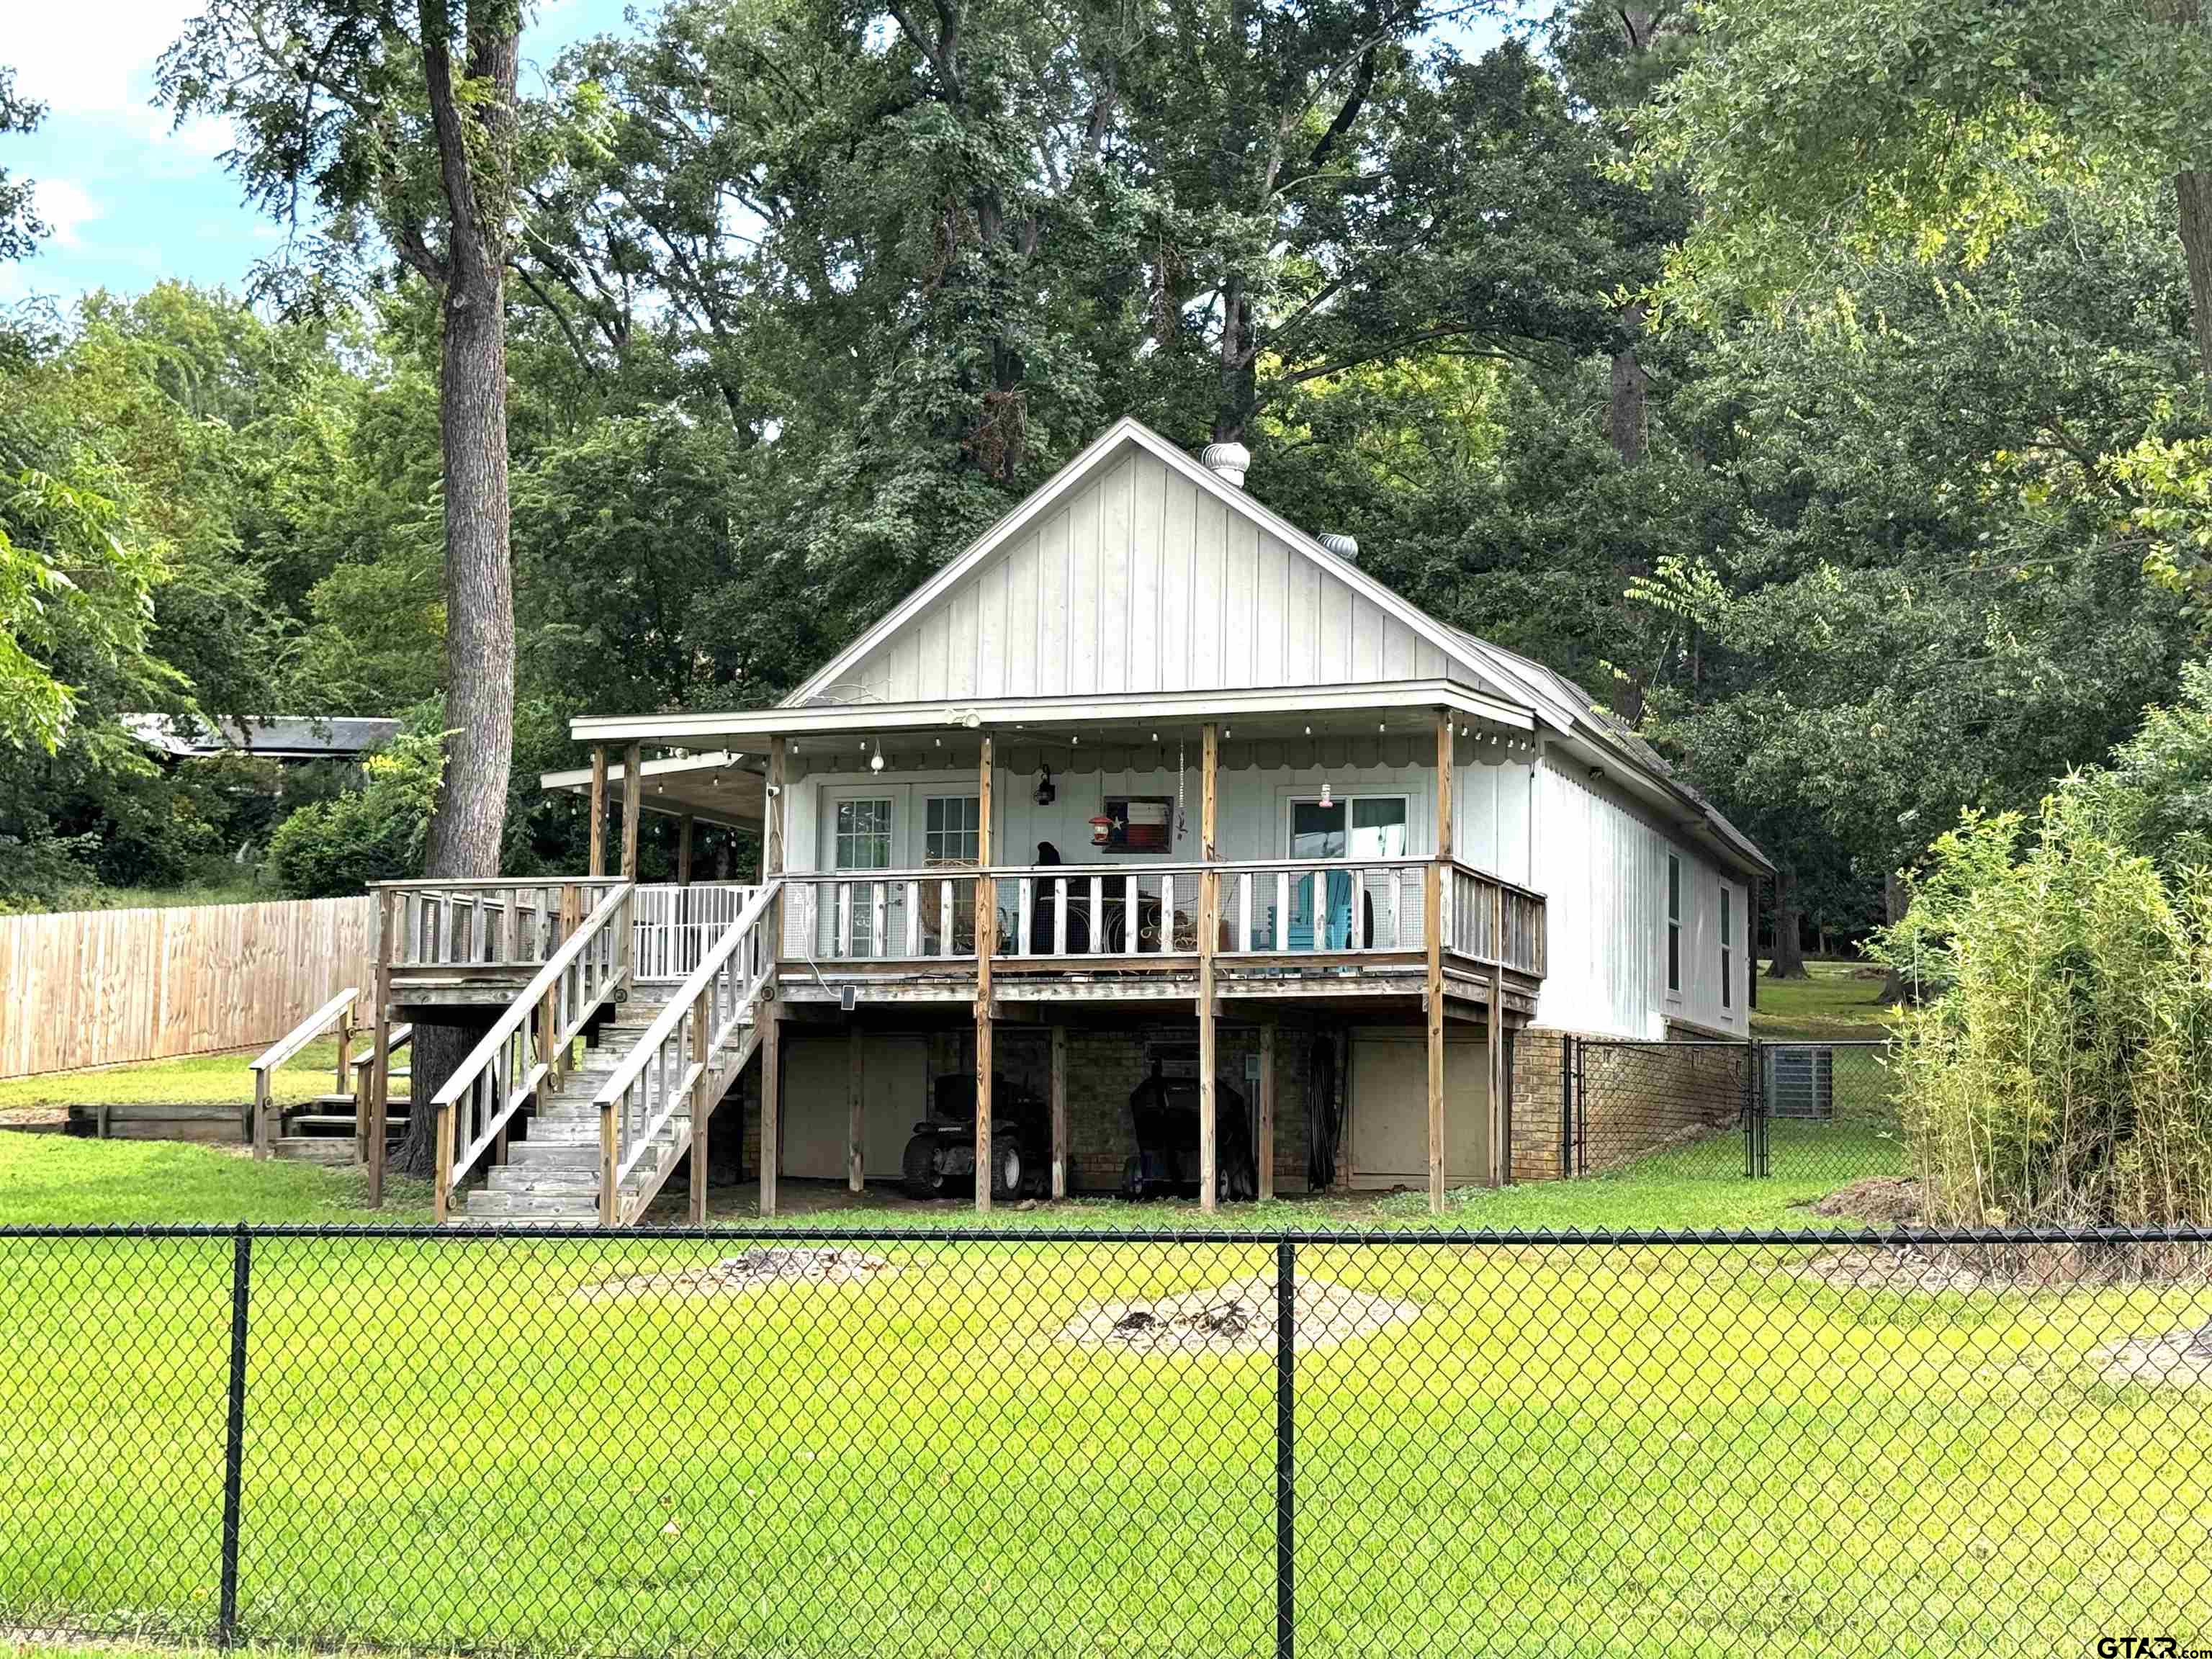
[
  {"left": 1281, "top": 792, "right": 1415, "bottom": 861},
  {"left": 1720, "top": 884, "right": 1733, "bottom": 1010},
  {"left": 922, "top": 793, "right": 981, "bottom": 866},
  {"left": 1665, "top": 850, "right": 1683, "bottom": 999}
]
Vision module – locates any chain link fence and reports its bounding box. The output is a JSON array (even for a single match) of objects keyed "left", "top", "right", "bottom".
[
  {"left": 1567, "top": 1037, "right": 1905, "bottom": 1191},
  {"left": 5, "top": 1223, "right": 2211, "bottom": 1658}
]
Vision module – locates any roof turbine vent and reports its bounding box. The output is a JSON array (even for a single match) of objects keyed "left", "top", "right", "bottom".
[
  {"left": 1320, "top": 532, "right": 1359, "bottom": 564},
  {"left": 1199, "top": 441, "right": 1251, "bottom": 488}
]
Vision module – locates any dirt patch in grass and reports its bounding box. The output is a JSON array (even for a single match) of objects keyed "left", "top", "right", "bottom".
[
  {"left": 577, "top": 1246, "right": 896, "bottom": 1300},
  {"left": 1809, "top": 1176, "right": 1923, "bottom": 1226},
  {"left": 2101, "top": 1323, "right": 2212, "bottom": 1391},
  {"left": 1797, "top": 1239, "right": 2212, "bottom": 1295},
  {"left": 1058, "top": 1275, "right": 1421, "bottom": 1355}
]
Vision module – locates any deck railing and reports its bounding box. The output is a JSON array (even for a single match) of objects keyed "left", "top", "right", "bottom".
[
  {"left": 377, "top": 878, "right": 627, "bottom": 971},
  {"left": 1447, "top": 860, "right": 1547, "bottom": 979},
  {"left": 780, "top": 858, "right": 1545, "bottom": 976},
  {"left": 631, "top": 881, "right": 761, "bottom": 983},
  {"left": 595, "top": 883, "right": 779, "bottom": 1225},
  {"left": 427, "top": 881, "right": 634, "bottom": 1222}
]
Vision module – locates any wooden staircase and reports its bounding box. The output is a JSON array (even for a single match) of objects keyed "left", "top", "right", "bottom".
[{"left": 433, "top": 881, "right": 778, "bottom": 1226}]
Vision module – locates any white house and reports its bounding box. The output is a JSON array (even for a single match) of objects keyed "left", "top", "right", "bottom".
[{"left": 356, "top": 417, "right": 1770, "bottom": 1226}]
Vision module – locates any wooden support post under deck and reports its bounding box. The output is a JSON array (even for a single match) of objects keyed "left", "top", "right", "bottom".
[
  {"left": 759, "top": 1002, "right": 782, "bottom": 1218},
  {"left": 678, "top": 814, "right": 694, "bottom": 886},
  {"left": 1049, "top": 1024, "right": 1069, "bottom": 1200},
  {"left": 847, "top": 1022, "right": 866, "bottom": 1195},
  {"left": 620, "top": 740, "right": 643, "bottom": 880},
  {"left": 974, "top": 734, "right": 996, "bottom": 1213},
  {"left": 1490, "top": 882, "right": 1506, "bottom": 1189},
  {"left": 588, "top": 745, "right": 608, "bottom": 877},
  {"left": 1257, "top": 1021, "right": 1277, "bottom": 1202},
  {"left": 690, "top": 995, "right": 712, "bottom": 1226},
  {"left": 1425, "top": 860, "right": 1446, "bottom": 1215},
  {"left": 1429, "top": 707, "right": 1454, "bottom": 1214},
  {"left": 366, "top": 891, "right": 394, "bottom": 1208},
  {"left": 1197, "top": 720, "right": 1220, "bottom": 1213}
]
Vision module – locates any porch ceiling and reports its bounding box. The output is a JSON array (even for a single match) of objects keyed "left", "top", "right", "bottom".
[
  {"left": 538, "top": 750, "right": 766, "bottom": 828},
  {"left": 567, "top": 678, "right": 1534, "bottom": 752}
]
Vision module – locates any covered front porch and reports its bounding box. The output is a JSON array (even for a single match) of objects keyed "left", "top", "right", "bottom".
[{"left": 547, "top": 684, "right": 1548, "bottom": 1215}]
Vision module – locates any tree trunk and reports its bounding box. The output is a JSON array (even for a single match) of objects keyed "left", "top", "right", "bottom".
[
  {"left": 1768, "top": 865, "right": 1808, "bottom": 979},
  {"left": 1214, "top": 271, "right": 1254, "bottom": 443},
  {"left": 399, "top": 0, "right": 521, "bottom": 1179},
  {"left": 2180, "top": 168, "right": 2212, "bottom": 389},
  {"left": 1877, "top": 866, "right": 1915, "bottom": 1003},
  {"left": 1608, "top": 302, "right": 1648, "bottom": 464}
]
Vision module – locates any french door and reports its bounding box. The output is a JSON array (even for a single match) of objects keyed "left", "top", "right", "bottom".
[{"left": 1287, "top": 796, "right": 1409, "bottom": 948}]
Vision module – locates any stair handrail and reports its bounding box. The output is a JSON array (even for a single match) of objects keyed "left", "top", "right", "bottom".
[
  {"left": 595, "top": 879, "right": 780, "bottom": 1224},
  {"left": 431, "top": 879, "right": 635, "bottom": 1222},
  {"left": 247, "top": 987, "right": 359, "bottom": 1159}
]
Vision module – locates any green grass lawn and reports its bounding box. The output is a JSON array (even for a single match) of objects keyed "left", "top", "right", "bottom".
[
  {"left": 0, "top": 1130, "right": 432, "bottom": 1226},
  {"left": 1, "top": 1119, "right": 2204, "bottom": 1658},
  {"left": 0, "top": 1039, "right": 350, "bottom": 1122},
  {"left": 1753, "top": 959, "right": 1899, "bottom": 1040}
]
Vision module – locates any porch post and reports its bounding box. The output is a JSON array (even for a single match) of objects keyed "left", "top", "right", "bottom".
[
  {"left": 847, "top": 1023, "right": 866, "bottom": 1195},
  {"left": 764, "top": 738, "right": 787, "bottom": 881},
  {"left": 588, "top": 745, "right": 608, "bottom": 877},
  {"left": 1256, "top": 1020, "right": 1277, "bottom": 1202},
  {"left": 758, "top": 1002, "right": 781, "bottom": 1218},
  {"left": 1197, "top": 719, "right": 1220, "bottom": 1213},
  {"left": 1049, "top": 1023, "right": 1069, "bottom": 1200},
  {"left": 765, "top": 735, "right": 787, "bottom": 968},
  {"left": 1428, "top": 709, "right": 1452, "bottom": 1215},
  {"left": 1435, "top": 709, "right": 1454, "bottom": 860},
  {"left": 678, "top": 814, "right": 694, "bottom": 886},
  {"left": 974, "top": 734, "right": 996, "bottom": 1213},
  {"left": 620, "top": 741, "right": 643, "bottom": 880}
]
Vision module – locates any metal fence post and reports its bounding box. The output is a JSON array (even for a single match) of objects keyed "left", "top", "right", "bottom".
[
  {"left": 1559, "top": 1035, "right": 1574, "bottom": 1180},
  {"left": 1274, "top": 1238, "right": 1295, "bottom": 1659},
  {"left": 217, "top": 1224, "right": 253, "bottom": 1647}
]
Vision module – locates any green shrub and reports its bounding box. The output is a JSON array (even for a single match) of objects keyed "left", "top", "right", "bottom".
[
  {"left": 266, "top": 728, "right": 442, "bottom": 898},
  {"left": 1876, "top": 713, "right": 2212, "bottom": 1226}
]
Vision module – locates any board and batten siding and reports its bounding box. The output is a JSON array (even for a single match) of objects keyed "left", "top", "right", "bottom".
[
  {"left": 0, "top": 896, "right": 378, "bottom": 1078},
  {"left": 1529, "top": 755, "right": 1748, "bottom": 1040},
  {"left": 785, "top": 737, "right": 1536, "bottom": 886},
  {"left": 827, "top": 447, "right": 1467, "bottom": 703}
]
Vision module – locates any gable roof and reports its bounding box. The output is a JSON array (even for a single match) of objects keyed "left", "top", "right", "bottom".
[{"left": 782, "top": 416, "right": 1769, "bottom": 876}]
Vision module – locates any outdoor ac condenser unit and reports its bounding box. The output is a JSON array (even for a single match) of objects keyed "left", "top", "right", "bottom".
[{"left": 1762, "top": 1044, "right": 1835, "bottom": 1120}]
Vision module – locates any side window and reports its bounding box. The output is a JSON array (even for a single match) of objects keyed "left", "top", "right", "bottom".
[
  {"left": 1720, "top": 885, "right": 1733, "bottom": 1010},
  {"left": 1666, "top": 852, "right": 1683, "bottom": 995}
]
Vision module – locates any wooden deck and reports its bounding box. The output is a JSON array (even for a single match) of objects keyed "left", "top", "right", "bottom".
[{"left": 350, "top": 840, "right": 1545, "bottom": 1226}]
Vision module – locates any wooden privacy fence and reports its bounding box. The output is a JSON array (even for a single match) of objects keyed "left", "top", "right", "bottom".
[{"left": 0, "top": 897, "right": 377, "bottom": 1078}]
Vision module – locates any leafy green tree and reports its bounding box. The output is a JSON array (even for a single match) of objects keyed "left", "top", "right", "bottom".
[
  {"left": 0, "top": 65, "right": 44, "bottom": 263},
  {"left": 268, "top": 724, "right": 444, "bottom": 897},
  {"left": 1647, "top": 0, "right": 2212, "bottom": 385}
]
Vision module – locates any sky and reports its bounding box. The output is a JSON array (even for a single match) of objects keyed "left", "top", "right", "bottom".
[
  {"left": 0, "top": 0, "right": 631, "bottom": 306},
  {"left": 2, "top": 1, "right": 1512, "bottom": 309}
]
